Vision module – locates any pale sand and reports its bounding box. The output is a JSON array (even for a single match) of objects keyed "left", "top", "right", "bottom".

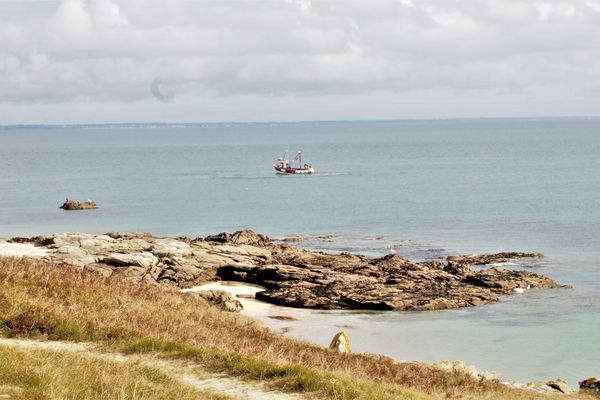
[
  {"left": 183, "top": 281, "right": 298, "bottom": 319},
  {"left": 0, "top": 241, "right": 48, "bottom": 257}
]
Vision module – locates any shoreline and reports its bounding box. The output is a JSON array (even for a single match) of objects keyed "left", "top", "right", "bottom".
[
  {"left": 0, "top": 230, "right": 564, "bottom": 311},
  {"left": 0, "top": 230, "right": 589, "bottom": 392},
  {"left": 183, "top": 281, "right": 577, "bottom": 393}
]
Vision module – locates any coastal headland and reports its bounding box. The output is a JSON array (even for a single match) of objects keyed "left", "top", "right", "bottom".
[
  {"left": 1, "top": 231, "right": 596, "bottom": 398},
  {"left": 6, "top": 229, "right": 566, "bottom": 312}
]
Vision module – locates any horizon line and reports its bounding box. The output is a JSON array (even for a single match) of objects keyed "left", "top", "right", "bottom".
[{"left": 1, "top": 115, "right": 600, "bottom": 129}]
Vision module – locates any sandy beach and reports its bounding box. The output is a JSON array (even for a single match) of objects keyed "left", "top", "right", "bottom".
[
  {"left": 183, "top": 281, "right": 297, "bottom": 319},
  {"left": 0, "top": 241, "right": 48, "bottom": 257}
]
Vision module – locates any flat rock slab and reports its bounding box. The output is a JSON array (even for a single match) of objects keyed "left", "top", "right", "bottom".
[{"left": 9, "top": 230, "right": 567, "bottom": 311}]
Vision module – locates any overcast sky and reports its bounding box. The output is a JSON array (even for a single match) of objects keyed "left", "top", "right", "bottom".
[{"left": 1, "top": 0, "right": 600, "bottom": 124}]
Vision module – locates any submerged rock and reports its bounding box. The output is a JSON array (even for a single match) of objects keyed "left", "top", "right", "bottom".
[{"left": 59, "top": 198, "right": 98, "bottom": 210}]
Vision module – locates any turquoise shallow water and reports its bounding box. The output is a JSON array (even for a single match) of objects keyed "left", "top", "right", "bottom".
[{"left": 1, "top": 119, "right": 599, "bottom": 384}]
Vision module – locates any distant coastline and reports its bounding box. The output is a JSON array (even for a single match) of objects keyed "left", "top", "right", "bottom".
[{"left": 2, "top": 115, "right": 600, "bottom": 130}]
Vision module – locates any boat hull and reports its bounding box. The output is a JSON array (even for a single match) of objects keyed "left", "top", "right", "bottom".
[{"left": 274, "top": 167, "right": 314, "bottom": 175}]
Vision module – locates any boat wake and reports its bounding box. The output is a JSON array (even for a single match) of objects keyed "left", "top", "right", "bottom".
[{"left": 213, "top": 171, "right": 348, "bottom": 180}]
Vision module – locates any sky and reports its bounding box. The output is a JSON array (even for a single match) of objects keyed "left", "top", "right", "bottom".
[{"left": 1, "top": 0, "right": 600, "bottom": 124}]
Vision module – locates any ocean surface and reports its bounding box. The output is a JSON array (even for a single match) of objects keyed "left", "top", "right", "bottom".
[{"left": 1, "top": 119, "right": 599, "bottom": 385}]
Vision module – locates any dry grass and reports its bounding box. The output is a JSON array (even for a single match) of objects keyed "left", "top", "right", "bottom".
[
  {"left": 0, "top": 344, "right": 228, "bottom": 400},
  {"left": 0, "top": 257, "right": 593, "bottom": 400}
]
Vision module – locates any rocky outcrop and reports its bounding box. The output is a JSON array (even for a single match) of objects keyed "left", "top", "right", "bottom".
[
  {"left": 10, "top": 230, "right": 567, "bottom": 311},
  {"left": 579, "top": 377, "right": 600, "bottom": 391},
  {"left": 188, "top": 290, "right": 243, "bottom": 313},
  {"left": 219, "top": 251, "right": 563, "bottom": 311},
  {"left": 523, "top": 379, "right": 575, "bottom": 394},
  {"left": 60, "top": 198, "right": 98, "bottom": 210},
  {"left": 446, "top": 252, "right": 543, "bottom": 266},
  {"left": 204, "top": 230, "right": 270, "bottom": 247},
  {"left": 329, "top": 331, "right": 351, "bottom": 353}
]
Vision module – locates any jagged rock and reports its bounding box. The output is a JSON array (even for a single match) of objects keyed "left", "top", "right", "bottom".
[
  {"left": 329, "top": 331, "right": 351, "bottom": 353},
  {"left": 220, "top": 250, "right": 551, "bottom": 311},
  {"left": 444, "top": 261, "right": 475, "bottom": 276},
  {"left": 205, "top": 230, "right": 270, "bottom": 246},
  {"left": 191, "top": 290, "right": 243, "bottom": 312},
  {"left": 579, "top": 377, "right": 600, "bottom": 391},
  {"left": 466, "top": 268, "right": 565, "bottom": 293},
  {"left": 156, "top": 256, "right": 217, "bottom": 287},
  {"left": 59, "top": 198, "right": 98, "bottom": 210}
]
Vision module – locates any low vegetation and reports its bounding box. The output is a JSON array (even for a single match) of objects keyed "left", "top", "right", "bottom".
[
  {"left": 0, "top": 257, "right": 593, "bottom": 399},
  {"left": 0, "top": 345, "right": 228, "bottom": 400}
]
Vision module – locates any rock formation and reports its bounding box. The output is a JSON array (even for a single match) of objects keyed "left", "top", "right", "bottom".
[
  {"left": 579, "top": 377, "right": 600, "bottom": 392},
  {"left": 523, "top": 379, "right": 575, "bottom": 394},
  {"left": 9, "top": 230, "right": 567, "bottom": 312},
  {"left": 329, "top": 331, "right": 351, "bottom": 353},
  {"left": 188, "top": 290, "right": 243, "bottom": 313},
  {"left": 60, "top": 198, "right": 98, "bottom": 210}
]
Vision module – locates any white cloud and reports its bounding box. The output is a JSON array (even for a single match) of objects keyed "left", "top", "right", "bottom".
[{"left": 0, "top": 0, "right": 599, "bottom": 122}]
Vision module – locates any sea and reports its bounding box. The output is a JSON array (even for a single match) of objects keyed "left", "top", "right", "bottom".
[{"left": 1, "top": 118, "right": 599, "bottom": 385}]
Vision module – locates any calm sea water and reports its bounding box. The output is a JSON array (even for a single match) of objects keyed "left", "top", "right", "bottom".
[{"left": 1, "top": 119, "right": 599, "bottom": 384}]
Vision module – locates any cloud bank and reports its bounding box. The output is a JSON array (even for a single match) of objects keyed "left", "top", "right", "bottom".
[{"left": 1, "top": 0, "right": 600, "bottom": 122}]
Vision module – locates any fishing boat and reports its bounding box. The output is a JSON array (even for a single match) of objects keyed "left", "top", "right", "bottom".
[{"left": 273, "top": 150, "right": 314, "bottom": 174}]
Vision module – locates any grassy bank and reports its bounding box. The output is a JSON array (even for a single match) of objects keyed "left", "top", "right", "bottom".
[
  {"left": 0, "top": 257, "right": 592, "bottom": 399},
  {"left": 0, "top": 344, "right": 228, "bottom": 400}
]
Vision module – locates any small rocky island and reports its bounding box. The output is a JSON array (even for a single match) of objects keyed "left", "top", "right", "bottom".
[
  {"left": 8, "top": 230, "right": 567, "bottom": 311},
  {"left": 60, "top": 198, "right": 98, "bottom": 210}
]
